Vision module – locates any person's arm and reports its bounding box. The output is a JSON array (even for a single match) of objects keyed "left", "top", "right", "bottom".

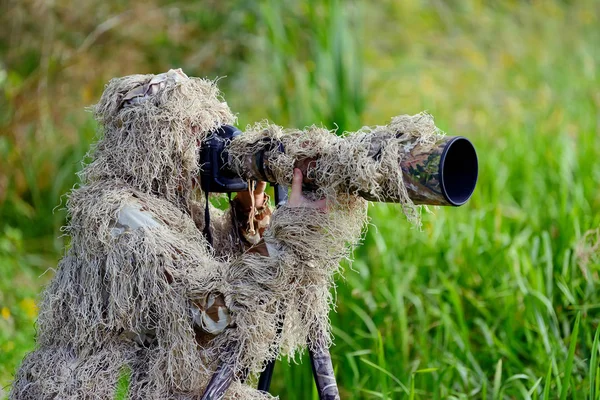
[
  {"left": 189, "top": 182, "right": 273, "bottom": 258},
  {"left": 175, "top": 169, "right": 345, "bottom": 379}
]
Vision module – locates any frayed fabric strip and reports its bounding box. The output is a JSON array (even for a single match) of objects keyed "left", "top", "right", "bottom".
[
  {"left": 11, "top": 70, "right": 440, "bottom": 399},
  {"left": 10, "top": 73, "right": 365, "bottom": 399},
  {"left": 227, "top": 113, "right": 444, "bottom": 227}
]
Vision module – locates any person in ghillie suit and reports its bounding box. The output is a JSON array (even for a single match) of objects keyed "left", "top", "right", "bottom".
[{"left": 10, "top": 69, "right": 368, "bottom": 399}]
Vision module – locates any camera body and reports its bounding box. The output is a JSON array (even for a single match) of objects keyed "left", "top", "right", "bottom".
[{"left": 199, "top": 125, "right": 249, "bottom": 193}]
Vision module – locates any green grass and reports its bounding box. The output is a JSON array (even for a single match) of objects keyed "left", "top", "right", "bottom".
[
  {"left": 1, "top": 0, "right": 600, "bottom": 398},
  {"left": 245, "top": 1, "right": 600, "bottom": 398}
]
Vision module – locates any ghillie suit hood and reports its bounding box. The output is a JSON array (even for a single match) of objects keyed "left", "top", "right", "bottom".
[
  {"left": 85, "top": 69, "right": 234, "bottom": 206},
  {"left": 10, "top": 70, "right": 367, "bottom": 400}
]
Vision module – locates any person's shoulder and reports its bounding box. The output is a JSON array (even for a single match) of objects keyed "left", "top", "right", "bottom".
[
  {"left": 67, "top": 181, "right": 138, "bottom": 222},
  {"left": 67, "top": 180, "right": 200, "bottom": 240}
]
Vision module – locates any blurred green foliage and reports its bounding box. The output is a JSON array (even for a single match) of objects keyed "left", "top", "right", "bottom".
[
  {"left": 1, "top": 0, "right": 600, "bottom": 398},
  {"left": 0, "top": 226, "right": 51, "bottom": 397}
]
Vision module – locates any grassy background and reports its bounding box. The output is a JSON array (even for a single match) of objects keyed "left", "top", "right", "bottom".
[{"left": 1, "top": 0, "right": 600, "bottom": 398}]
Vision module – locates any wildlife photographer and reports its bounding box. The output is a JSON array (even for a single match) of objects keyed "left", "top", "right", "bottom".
[
  {"left": 11, "top": 68, "right": 476, "bottom": 399},
  {"left": 10, "top": 69, "right": 365, "bottom": 399}
]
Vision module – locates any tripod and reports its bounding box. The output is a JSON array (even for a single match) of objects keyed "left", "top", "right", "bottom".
[{"left": 200, "top": 184, "right": 340, "bottom": 400}]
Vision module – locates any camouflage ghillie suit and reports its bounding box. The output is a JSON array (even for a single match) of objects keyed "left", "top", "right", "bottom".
[{"left": 10, "top": 70, "right": 366, "bottom": 399}]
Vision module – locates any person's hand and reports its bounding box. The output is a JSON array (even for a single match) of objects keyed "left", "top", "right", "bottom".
[
  {"left": 234, "top": 168, "right": 326, "bottom": 211},
  {"left": 288, "top": 168, "right": 327, "bottom": 211},
  {"left": 234, "top": 181, "right": 267, "bottom": 210}
]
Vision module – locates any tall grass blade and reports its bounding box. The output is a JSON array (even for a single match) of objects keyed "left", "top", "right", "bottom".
[
  {"left": 590, "top": 324, "right": 600, "bottom": 399},
  {"left": 559, "top": 312, "right": 581, "bottom": 400},
  {"left": 114, "top": 366, "right": 131, "bottom": 400},
  {"left": 359, "top": 358, "right": 409, "bottom": 395},
  {"left": 492, "top": 358, "right": 503, "bottom": 400},
  {"left": 542, "top": 364, "right": 552, "bottom": 400}
]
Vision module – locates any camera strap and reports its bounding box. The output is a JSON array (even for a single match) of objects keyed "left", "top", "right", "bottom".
[{"left": 203, "top": 191, "right": 213, "bottom": 247}]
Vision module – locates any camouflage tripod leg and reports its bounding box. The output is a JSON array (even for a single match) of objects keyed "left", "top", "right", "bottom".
[
  {"left": 267, "top": 184, "right": 340, "bottom": 399},
  {"left": 200, "top": 358, "right": 235, "bottom": 400},
  {"left": 201, "top": 185, "right": 290, "bottom": 399},
  {"left": 257, "top": 321, "right": 341, "bottom": 399},
  {"left": 309, "top": 335, "right": 340, "bottom": 400}
]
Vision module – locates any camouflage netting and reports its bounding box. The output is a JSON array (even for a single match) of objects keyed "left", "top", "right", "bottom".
[
  {"left": 9, "top": 70, "right": 367, "bottom": 400},
  {"left": 11, "top": 69, "right": 441, "bottom": 399},
  {"left": 227, "top": 113, "right": 444, "bottom": 226}
]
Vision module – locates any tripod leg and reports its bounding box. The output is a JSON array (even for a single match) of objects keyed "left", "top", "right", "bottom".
[
  {"left": 257, "top": 358, "right": 276, "bottom": 391},
  {"left": 310, "top": 346, "right": 340, "bottom": 400},
  {"left": 200, "top": 360, "right": 235, "bottom": 400},
  {"left": 202, "top": 364, "right": 233, "bottom": 400}
]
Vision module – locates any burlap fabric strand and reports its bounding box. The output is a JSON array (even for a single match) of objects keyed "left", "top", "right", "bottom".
[
  {"left": 10, "top": 69, "right": 441, "bottom": 399},
  {"left": 10, "top": 70, "right": 366, "bottom": 399}
]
